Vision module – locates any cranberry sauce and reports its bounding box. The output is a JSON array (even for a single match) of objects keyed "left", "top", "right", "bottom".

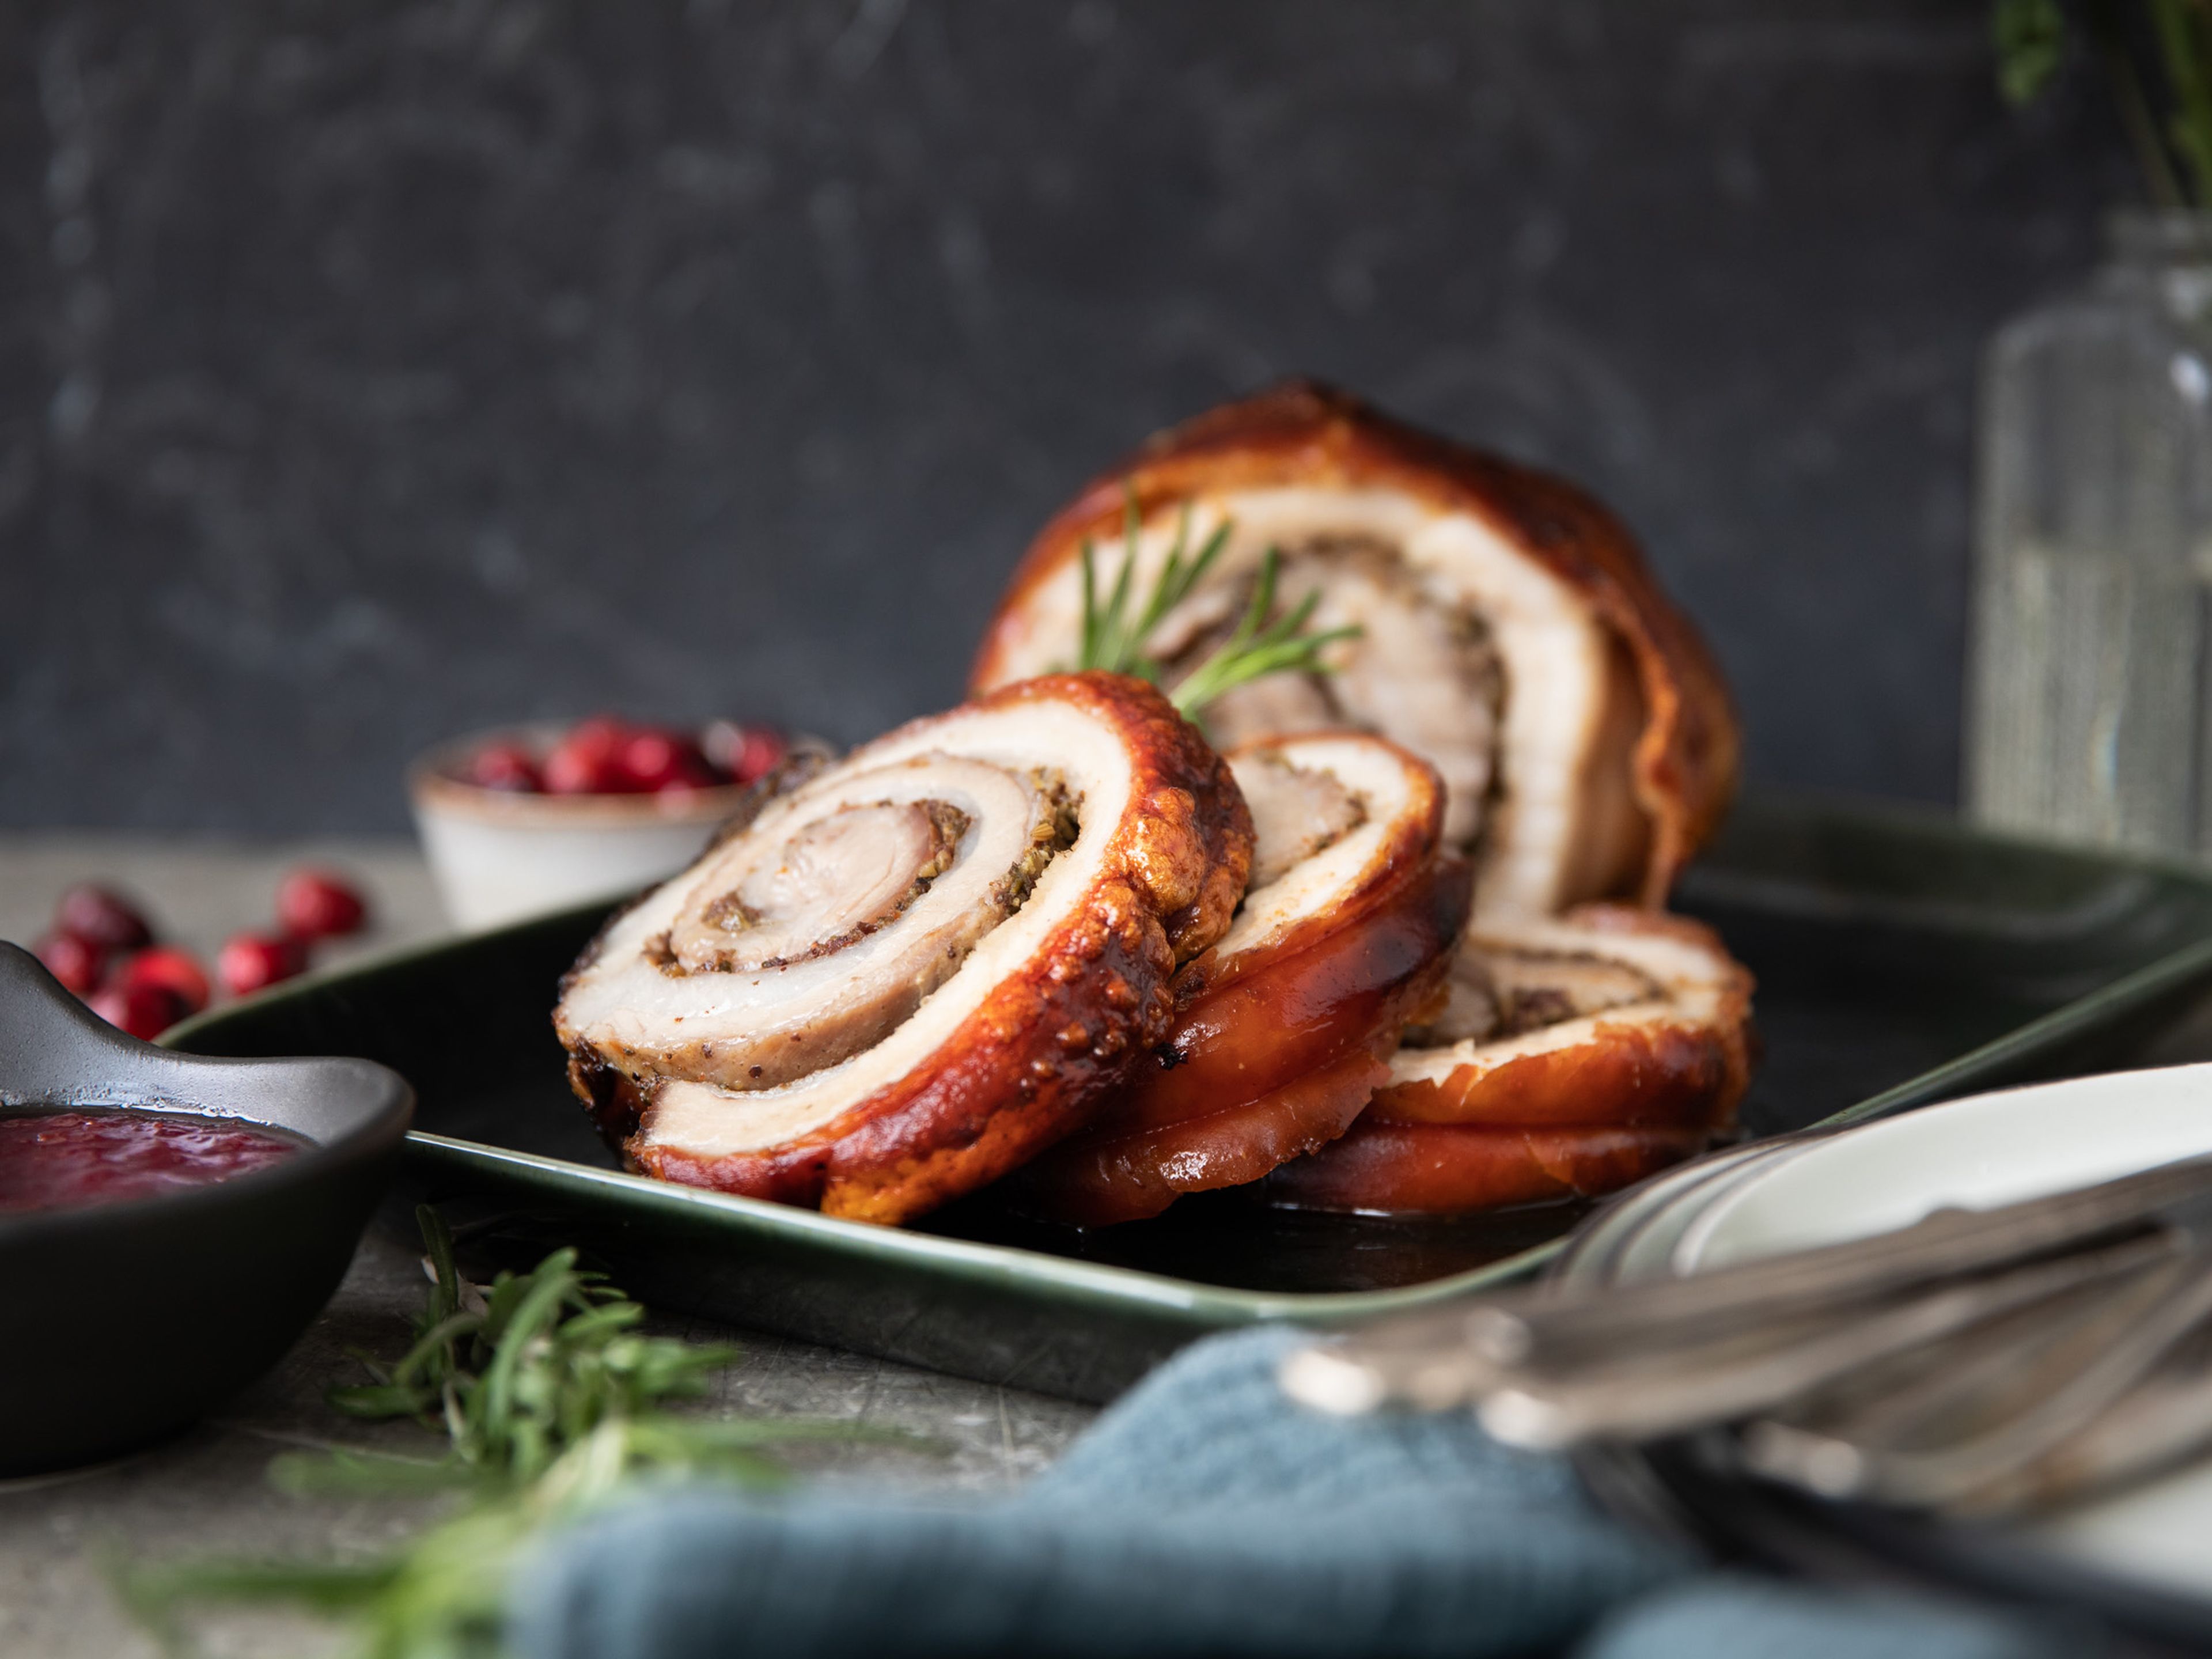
[{"left": 0, "top": 1107, "right": 304, "bottom": 1214}]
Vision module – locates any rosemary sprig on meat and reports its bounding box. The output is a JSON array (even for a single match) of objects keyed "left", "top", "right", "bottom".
[
  {"left": 120, "top": 1209, "right": 884, "bottom": 1659},
  {"left": 1075, "top": 490, "right": 1360, "bottom": 717},
  {"left": 1166, "top": 551, "right": 1361, "bottom": 714}
]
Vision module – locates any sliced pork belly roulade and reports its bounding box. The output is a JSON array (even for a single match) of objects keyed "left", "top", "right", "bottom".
[
  {"left": 971, "top": 381, "right": 1739, "bottom": 916},
  {"left": 1009, "top": 732, "right": 1471, "bottom": 1227},
  {"left": 554, "top": 672, "right": 1252, "bottom": 1226},
  {"left": 1263, "top": 906, "right": 1753, "bottom": 1215}
]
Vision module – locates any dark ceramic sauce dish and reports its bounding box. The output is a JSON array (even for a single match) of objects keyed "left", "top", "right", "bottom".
[{"left": 0, "top": 942, "right": 411, "bottom": 1478}]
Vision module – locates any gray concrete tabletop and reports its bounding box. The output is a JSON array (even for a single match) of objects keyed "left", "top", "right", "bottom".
[{"left": 0, "top": 837, "right": 1097, "bottom": 1659}]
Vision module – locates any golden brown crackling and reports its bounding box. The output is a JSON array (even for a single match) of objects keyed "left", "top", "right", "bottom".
[
  {"left": 971, "top": 380, "right": 1739, "bottom": 904},
  {"left": 1195, "top": 733, "right": 1446, "bottom": 998},
  {"left": 1262, "top": 1121, "right": 1714, "bottom": 1215},
  {"left": 1365, "top": 1007, "right": 1748, "bottom": 1132},
  {"left": 1006, "top": 737, "right": 1469, "bottom": 1227},
  {"left": 1266, "top": 900, "right": 1755, "bottom": 1215},
  {"left": 1374, "top": 901, "right": 1753, "bottom": 1134},
  {"left": 610, "top": 672, "right": 1254, "bottom": 1225}
]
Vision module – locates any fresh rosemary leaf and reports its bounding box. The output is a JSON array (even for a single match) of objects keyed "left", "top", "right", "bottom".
[
  {"left": 1073, "top": 485, "right": 1355, "bottom": 714},
  {"left": 1993, "top": 0, "right": 2066, "bottom": 106},
  {"left": 267, "top": 1446, "right": 478, "bottom": 1499},
  {"left": 121, "top": 1207, "right": 897, "bottom": 1659},
  {"left": 1168, "top": 550, "right": 1362, "bottom": 717},
  {"left": 328, "top": 1382, "right": 437, "bottom": 1419},
  {"left": 124, "top": 1555, "right": 403, "bottom": 1619}
]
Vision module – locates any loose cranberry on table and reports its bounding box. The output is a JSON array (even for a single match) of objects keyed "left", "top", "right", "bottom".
[
  {"left": 87, "top": 980, "right": 189, "bottom": 1041},
  {"left": 217, "top": 931, "right": 307, "bottom": 998},
  {"left": 55, "top": 884, "right": 153, "bottom": 952},
  {"left": 277, "top": 868, "right": 368, "bottom": 940},
  {"left": 114, "top": 945, "right": 211, "bottom": 1016},
  {"left": 33, "top": 930, "right": 106, "bottom": 996}
]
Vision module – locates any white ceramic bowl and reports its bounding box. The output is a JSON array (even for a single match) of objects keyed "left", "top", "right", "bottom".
[{"left": 408, "top": 724, "right": 756, "bottom": 932}]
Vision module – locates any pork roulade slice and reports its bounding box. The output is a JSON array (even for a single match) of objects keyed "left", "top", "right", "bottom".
[
  {"left": 554, "top": 672, "right": 1253, "bottom": 1225},
  {"left": 1263, "top": 905, "right": 1753, "bottom": 1215},
  {"left": 1009, "top": 732, "right": 1471, "bottom": 1226},
  {"left": 971, "top": 381, "right": 1738, "bottom": 916}
]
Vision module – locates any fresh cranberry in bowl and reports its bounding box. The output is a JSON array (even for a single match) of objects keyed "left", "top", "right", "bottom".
[
  {"left": 616, "top": 728, "right": 720, "bottom": 795},
  {"left": 466, "top": 741, "right": 542, "bottom": 793},
  {"left": 705, "top": 721, "right": 789, "bottom": 786},
  {"left": 543, "top": 715, "right": 637, "bottom": 796},
  {"left": 410, "top": 717, "right": 819, "bottom": 931}
]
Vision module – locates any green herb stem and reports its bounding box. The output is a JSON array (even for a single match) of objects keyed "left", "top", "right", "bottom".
[
  {"left": 1999, "top": 0, "right": 2212, "bottom": 210},
  {"left": 2150, "top": 0, "right": 2212, "bottom": 204},
  {"left": 1167, "top": 550, "right": 1361, "bottom": 717},
  {"left": 121, "top": 1207, "right": 893, "bottom": 1659},
  {"left": 1072, "top": 486, "right": 1357, "bottom": 719}
]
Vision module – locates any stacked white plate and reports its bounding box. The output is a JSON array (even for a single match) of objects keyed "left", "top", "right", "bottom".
[{"left": 1556, "top": 1061, "right": 2212, "bottom": 1609}]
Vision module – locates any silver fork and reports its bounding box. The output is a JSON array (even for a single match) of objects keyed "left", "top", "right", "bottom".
[
  {"left": 1737, "top": 1234, "right": 2212, "bottom": 1510},
  {"left": 1279, "top": 1153, "right": 2212, "bottom": 1515}
]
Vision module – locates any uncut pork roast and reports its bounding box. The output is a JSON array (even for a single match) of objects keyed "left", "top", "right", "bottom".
[
  {"left": 1010, "top": 732, "right": 1471, "bottom": 1226},
  {"left": 972, "top": 384, "right": 1755, "bottom": 1218},
  {"left": 970, "top": 381, "right": 1738, "bottom": 917},
  {"left": 554, "top": 672, "right": 1251, "bottom": 1225}
]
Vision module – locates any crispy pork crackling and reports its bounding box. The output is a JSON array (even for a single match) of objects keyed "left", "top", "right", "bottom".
[
  {"left": 1009, "top": 733, "right": 1470, "bottom": 1226},
  {"left": 971, "top": 381, "right": 1739, "bottom": 917},
  {"left": 554, "top": 673, "right": 1253, "bottom": 1225},
  {"left": 1263, "top": 905, "right": 1754, "bottom": 1214}
]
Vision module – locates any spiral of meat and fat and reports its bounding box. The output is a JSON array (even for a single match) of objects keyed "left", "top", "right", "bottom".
[
  {"left": 554, "top": 673, "right": 1253, "bottom": 1225},
  {"left": 971, "top": 381, "right": 1739, "bottom": 918},
  {"left": 1010, "top": 732, "right": 1469, "bottom": 1226},
  {"left": 1264, "top": 904, "right": 1754, "bottom": 1214}
]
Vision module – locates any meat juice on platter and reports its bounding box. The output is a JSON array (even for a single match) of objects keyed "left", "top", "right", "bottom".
[
  {"left": 0, "top": 1108, "right": 302, "bottom": 1214},
  {"left": 552, "top": 381, "right": 1756, "bottom": 1234}
]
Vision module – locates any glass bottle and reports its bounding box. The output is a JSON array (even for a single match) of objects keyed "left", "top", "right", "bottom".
[{"left": 1965, "top": 210, "right": 2212, "bottom": 856}]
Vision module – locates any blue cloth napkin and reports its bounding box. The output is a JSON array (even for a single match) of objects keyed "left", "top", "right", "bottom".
[{"left": 507, "top": 1327, "right": 2080, "bottom": 1659}]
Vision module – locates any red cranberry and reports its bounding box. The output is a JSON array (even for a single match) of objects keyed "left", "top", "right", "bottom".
[
  {"left": 218, "top": 931, "right": 308, "bottom": 998},
  {"left": 655, "top": 763, "right": 721, "bottom": 797},
  {"left": 88, "top": 980, "right": 189, "bottom": 1041},
  {"left": 732, "top": 725, "right": 787, "bottom": 785},
  {"left": 616, "top": 728, "right": 719, "bottom": 794},
  {"left": 115, "top": 946, "right": 211, "bottom": 1015},
  {"left": 54, "top": 884, "right": 153, "bottom": 952},
  {"left": 566, "top": 714, "right": 628, "bottom": 759},
  {"left": 33, "top": 930, "right": 105, "bottom": 996},
  {"left": 277, "top": 868, "right": 368, "bottom": 940},
  {"left": 706, "top": 722, "right": 787, "bottom": 785},
  {"left": 465, "top": 741, "right": 542, "bottom": 793},
  {"left": 543, "top": 715, "right": 635, "bottom": 795}
]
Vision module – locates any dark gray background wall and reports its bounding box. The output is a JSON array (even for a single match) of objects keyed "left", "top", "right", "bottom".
[{"left": 0, "top": 0, "right": 2135, "bottom": 833}]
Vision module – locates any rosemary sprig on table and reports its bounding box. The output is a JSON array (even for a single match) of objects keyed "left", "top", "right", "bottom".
[
  {"left": 122, "top": 1209, "right": 884, "bottom": 1659},
  {"left": 1074, "top": 490, "right": 1360, "bottom": 717}
]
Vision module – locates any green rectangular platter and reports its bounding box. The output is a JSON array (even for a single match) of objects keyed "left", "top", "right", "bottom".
[{"left": 168, "top": 794, "right": 2212, "bottom": 1403}]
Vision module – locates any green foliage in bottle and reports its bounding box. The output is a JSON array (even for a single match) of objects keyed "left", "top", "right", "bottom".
[{"left": 1995, "top": 0, "right": 2212, "bottom": 208}]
